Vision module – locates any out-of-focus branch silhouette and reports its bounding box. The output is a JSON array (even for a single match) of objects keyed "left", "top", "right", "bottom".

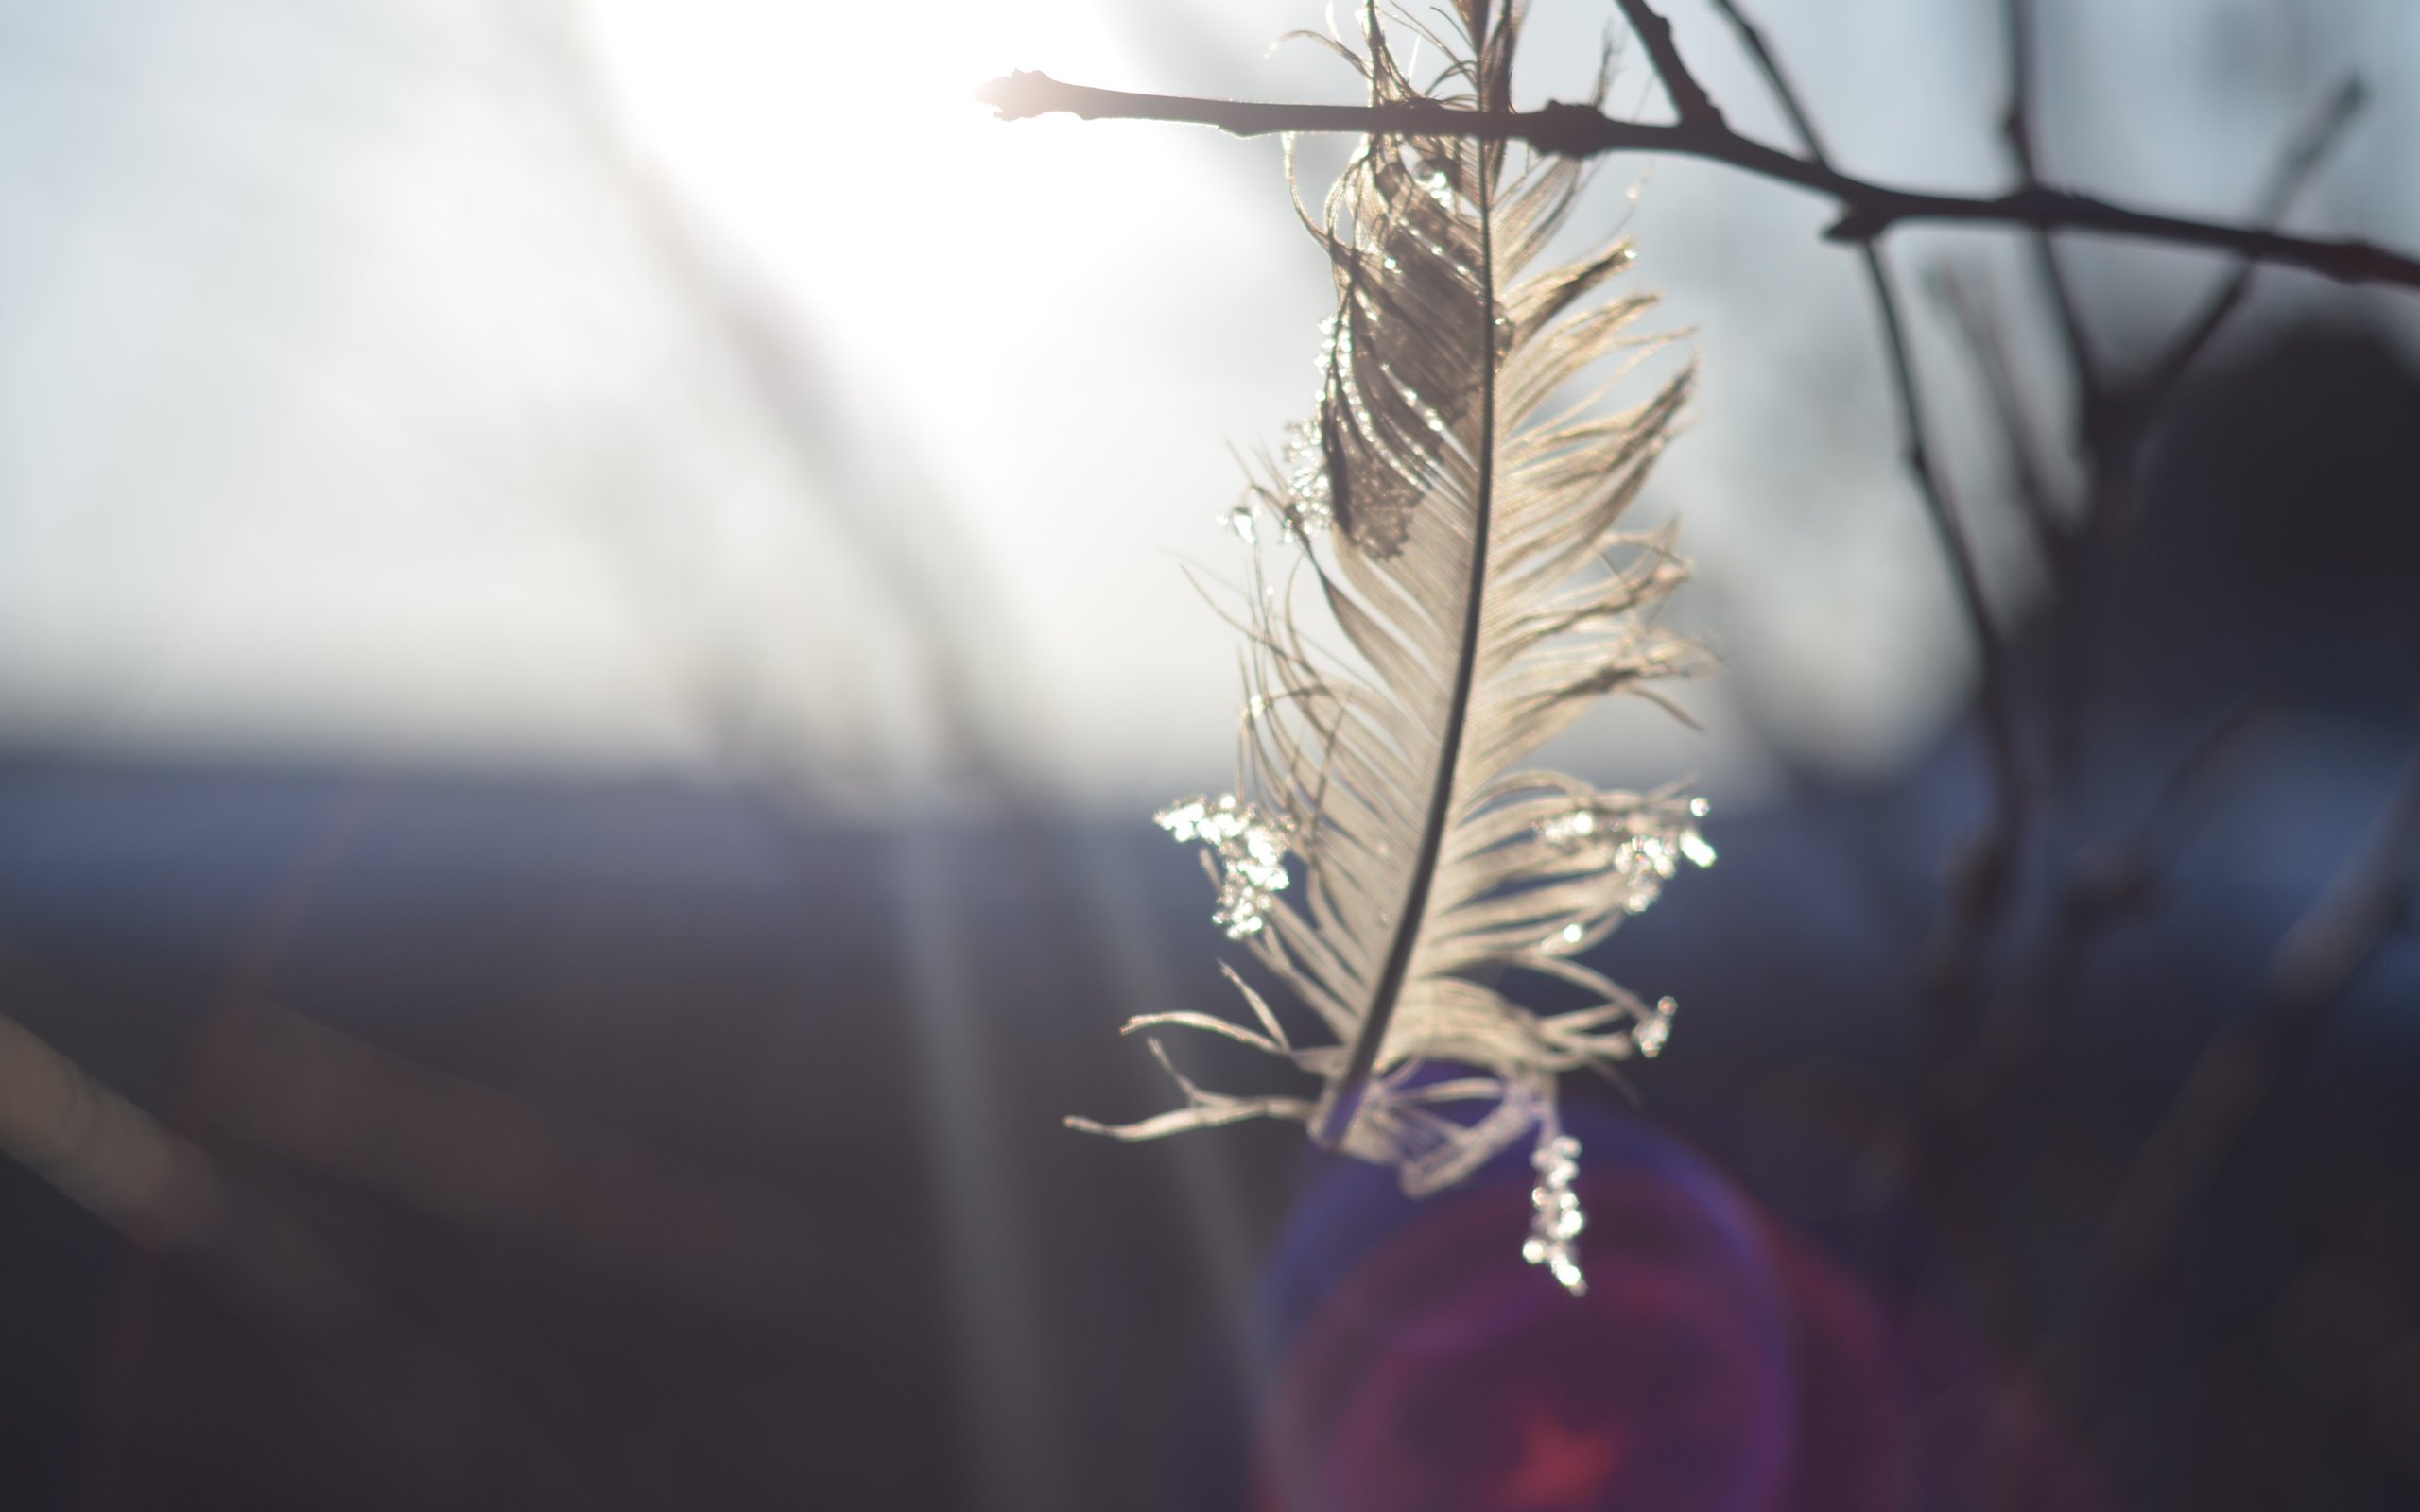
[
  {"left": 981, "top": 2, "right": 2420, "bottom": 1504},
  {"left": 0, "top": 1008, "right": 222, "bottom": 1249},
  {"left": 0, "top": 1005, "right": 591, "bottom": 1502},
  {"left": 2043, "top": 737, "right": 2420, "bottom": 1400},
  {"left": 1692, "top": 0, "right": 2025, "bottom": 1072}
]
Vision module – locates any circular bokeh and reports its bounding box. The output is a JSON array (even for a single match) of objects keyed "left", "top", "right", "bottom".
[{"left": 1242, "top": 1109, "right": 2108, "bottom": 1512}]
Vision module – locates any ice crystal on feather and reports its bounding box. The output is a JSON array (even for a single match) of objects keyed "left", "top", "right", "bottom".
[
  {"left": 1535, "top": 789, "right": 1717, "bottom": 919},
  {"left": 1524, "top": 1130, "right": 1587, "bottom": 1295},
  {"left": 1070, "top": 1, "right": 1715, "bottom": 1293},
  {"left": 1157, "top": 795, "right": 1295, "bottom": 939}
]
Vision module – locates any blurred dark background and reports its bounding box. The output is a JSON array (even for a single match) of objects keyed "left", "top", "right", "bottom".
[
  {"left": 4, "top": 321, "right": 2416, "bottom": 1509},
  {"left": 4, "top": 3, "right": 2418, "bottom": 1510}
]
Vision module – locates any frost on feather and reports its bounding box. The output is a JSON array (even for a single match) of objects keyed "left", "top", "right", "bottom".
[{"left": 1067, "top": 0, "right": 1717, "bottom": 1291}]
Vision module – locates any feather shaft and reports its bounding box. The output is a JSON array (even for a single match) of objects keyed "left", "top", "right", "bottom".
[{"left": 1316, "top": 135, "right": 1500, "bottom": 1150}]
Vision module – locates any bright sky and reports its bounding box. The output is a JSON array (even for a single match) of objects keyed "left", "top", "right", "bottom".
[{"left": 0, "top": 0, "right": 2411, "bottom": 810}]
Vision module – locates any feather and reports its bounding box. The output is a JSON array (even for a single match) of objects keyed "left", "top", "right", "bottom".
[{"left": 1070, "top": 0, "right": 1715, "bottom": 1291}]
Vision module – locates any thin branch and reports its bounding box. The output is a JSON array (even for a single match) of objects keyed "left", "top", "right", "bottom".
[
  {"left": 2120, "top": 77, "right": 2370, "bottom": 433},
  {"left": 1930, "top": 264, "right": 2066, "bottom": 565},
  {"left": 1697, "top": 0, "right": 1818, "bottom": 159},
  {"left": 1698, "top": 0, "right": 2026, "bottom": 1009},
  {"left": 1976, "top": 696, "right": 2274, "bottom": 1093},
  {"left": 1998, "top": 0, "right": 2101, "bottom": 410},
  {"left": 1692, "top": 0, "right": 2012, "bottom": 686},
  {"left": 1611, "top": 0, "right": 1723, "bottom": 127},
  {"left": 975, "top": 73, "right": 2420, "bottom": 291},
  {"left": 2040, "top": 730, "right": 2420, "bottom": 1402},
  {"left": 2019, "top": 75, "right": 2369, "bottom": 790},
  {"left": 2106, "top": 748, "right": 2420, "bottom": 1283},
  {"left": 1996, "top": 0, "right": 2045, "bottom": 182}
]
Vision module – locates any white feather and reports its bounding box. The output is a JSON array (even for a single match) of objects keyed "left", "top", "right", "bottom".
[{"left": 1072, "top": 1, "right": 1715, "bottom": 1275}]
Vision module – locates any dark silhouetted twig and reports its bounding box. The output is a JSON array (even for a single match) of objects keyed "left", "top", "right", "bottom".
[
  {"left": 2118, "top": 77, "right": 2369, "bottom": 455},
  {"left": 1610, "top": 0, "right": 1723, "bottom": 127},
  {"left": 1998, "top": 0, "right": 2101, "bottom": 416},
  {"left": 1977, "top": 697, "right": 2275, "bottom": 1092},
  {"left": 2040, "top": 730, "right": 2420, "bottom": 1408},
  {"left": 974, "top": 70, "right": 2420, "bottom": 290},
  {"left": 1929, "top": 265, "right": 2066, "bottom": 565},
  {"left": 1695, "top": 0, "right": 2025, "bottom": 1076}
]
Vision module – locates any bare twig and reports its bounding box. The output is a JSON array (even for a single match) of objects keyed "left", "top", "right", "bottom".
[
  {"left": 2041, "top": 732, "right": 2420, "bottom": 1402},
  {"left": 1998, "top": 0, "right": 2101, "bottom": 414},
  {"left": 2118, "top": 77, "right": 2370, "bottom": 445},
  {"left": 975, "top": 73, "right": 2420, "bottom": 291},
  {"left": 1930, "top": 265, "right": 2066, "bottom": 565},
  {"left": 1966, "top": 719, "right": 2414, "bottom": 1509},
  {"left": 1695, "top": 3, "right": 2003, "bottom": 657},
  {"left": 2004, "top": 74, "right": 2367, "bottom": 791},
  {"left": 1977, "top": 697, "right": 2275, "bottom": 1091},
  {"left": 1694, "top": 0, "right": 1817, "bottom": 181},
  {"left": 1611, "top": 0, "right": 1723, "bottom": 127},
  {"left": 1697, "top": 0, "right": 2025, "bottom": 1045},
  {"left": 2107, "top": 751, "right": 2420, "bottom": 1282}
]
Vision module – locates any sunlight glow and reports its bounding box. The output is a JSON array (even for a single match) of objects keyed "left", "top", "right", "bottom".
[{"left": 582, "top": 0, "right": 1325, "bottom": 799}]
